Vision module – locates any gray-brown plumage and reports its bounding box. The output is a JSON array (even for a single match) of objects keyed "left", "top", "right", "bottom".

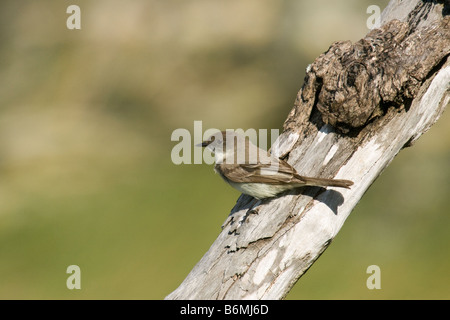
[{"left": 199, "top": 131, "right": 353, "bottom": 199}]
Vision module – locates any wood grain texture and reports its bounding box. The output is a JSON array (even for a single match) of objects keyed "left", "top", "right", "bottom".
[{"left": 166, "top": 0, "right": 450, "bottom": 300}]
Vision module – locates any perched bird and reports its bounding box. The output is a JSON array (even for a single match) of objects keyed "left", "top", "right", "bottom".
[{"left": 198, "top": 131, "right": 353, "bottom": 199}]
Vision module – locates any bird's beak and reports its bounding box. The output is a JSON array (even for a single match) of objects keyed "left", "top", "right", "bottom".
[{"left": 196, "top": 141, "right": 209, "bottom": 147}]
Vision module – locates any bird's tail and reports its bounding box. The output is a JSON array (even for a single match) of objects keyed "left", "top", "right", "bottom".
[{"left": 302, "top": 176, "right": 354, "bottom": 189}]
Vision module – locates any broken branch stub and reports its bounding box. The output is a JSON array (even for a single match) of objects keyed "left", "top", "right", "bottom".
[{"left": 285, "top": 17, "right": 450, "bottom": 133}]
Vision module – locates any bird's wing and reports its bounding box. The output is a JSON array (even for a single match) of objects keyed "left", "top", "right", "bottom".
[{"left": 217, "top": 159, "right": 308, "bottom": 185}]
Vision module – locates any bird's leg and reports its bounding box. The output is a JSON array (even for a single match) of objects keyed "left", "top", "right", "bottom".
[
  {"left": 221, "top": 196, "right": 261, "bottom": 230},
  {"left": 238, "top": 198, "right": 262, "bottom": 226}
]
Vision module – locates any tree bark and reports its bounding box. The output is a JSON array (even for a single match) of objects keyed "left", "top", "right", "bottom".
[{"left": 166, "top": 0, "right": 450, "bottom": 300}]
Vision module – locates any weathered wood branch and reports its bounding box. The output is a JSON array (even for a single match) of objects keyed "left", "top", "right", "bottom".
[{"left": 166, "top": 0, "right": 450, "bottom": 300}]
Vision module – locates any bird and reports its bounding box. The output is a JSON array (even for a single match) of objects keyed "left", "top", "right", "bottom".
[{"left": 198, "top": 130, "right": 353, "bottom": 200}]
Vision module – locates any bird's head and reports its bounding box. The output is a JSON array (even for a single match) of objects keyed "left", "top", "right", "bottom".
[{"left": 197, "top": 131, "right": 253, "bottom": 164}]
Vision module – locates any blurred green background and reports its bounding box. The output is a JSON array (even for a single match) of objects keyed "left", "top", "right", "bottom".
[{"left": 0, "top": 0, "right": 448, "bottom": 299}]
